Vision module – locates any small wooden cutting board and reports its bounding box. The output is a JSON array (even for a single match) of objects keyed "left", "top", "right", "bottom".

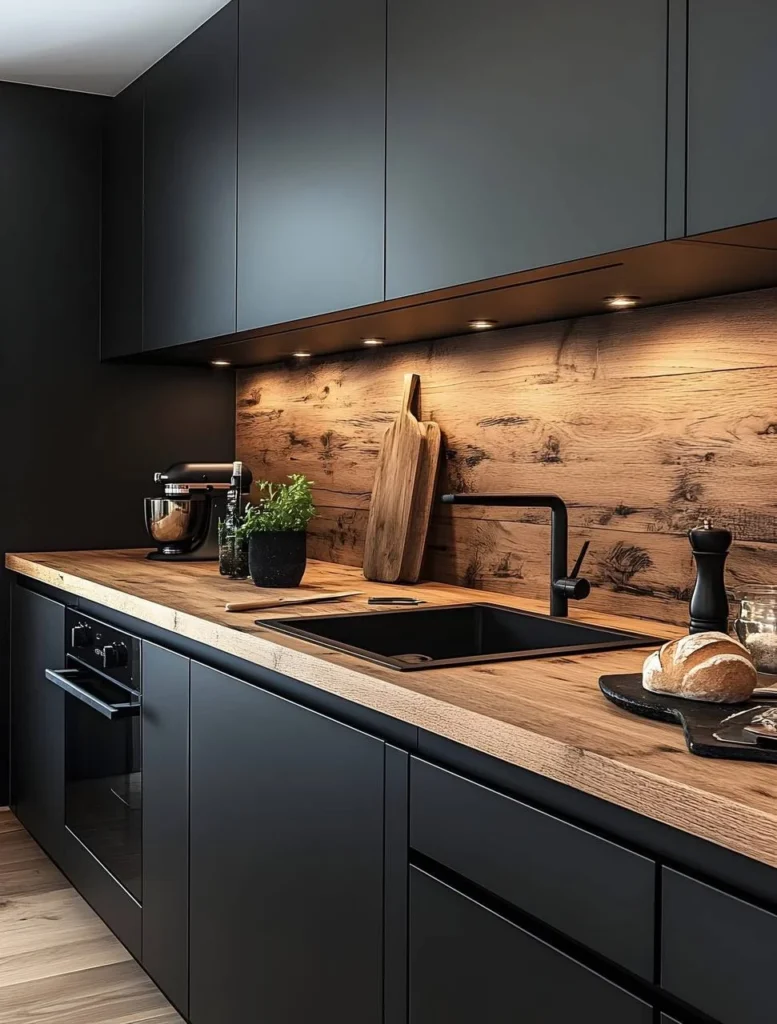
[
  {"left": 363, "top": 373, "right": 425, "bottom": 582},
  {"left": 399, "top": 420, "right": 442, "bottom": 583}
]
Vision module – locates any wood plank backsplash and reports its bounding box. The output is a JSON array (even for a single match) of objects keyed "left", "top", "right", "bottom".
[{"left": 236, "top": 286, "right": 777, "bottom": 625}]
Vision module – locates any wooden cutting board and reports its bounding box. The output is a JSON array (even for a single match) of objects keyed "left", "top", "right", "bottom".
[
  {"left": 363, "top": 373, "right": 425, "bottom": 582},
  {"left": 399, "top": 420, "right": 442, "bottom": 583}
]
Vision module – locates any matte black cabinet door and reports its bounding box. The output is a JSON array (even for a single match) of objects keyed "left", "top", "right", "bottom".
[
  {"left": 686, "top": 0, "right": 777, "bottom": 235},
  {"left": 661, "top": 867, "right": 777, "bottom": 1024},
  {"left": 143, "top": 1, "right": 237, "bottom": 350},
  {"left": 101, "top": 80, "right": 143, "bottom": 358},
  {"left": 237, "top": 0, "right": 385, "bottom": 330},
  {"left": 10, "top": 586, "right": 65, "bottom": 861},
  {"left": 141, "top": 643, "right": 189, "bottom": 1018},
  {"left": 410, "top": 867, "right": 653, "bottom": 1024},
  {"left": 410, "top": 758, "right": 655, "bottom": 978},
  {"left": 386, "top": 0, "right": 667, "bottom": 299},
  {"left": 189, "top": 663, "right": 384, "bottom": 1024}
]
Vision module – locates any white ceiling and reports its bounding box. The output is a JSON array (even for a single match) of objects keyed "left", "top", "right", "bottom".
[{"left": 0, "top": 0, "right": 231, "bottom": 96}]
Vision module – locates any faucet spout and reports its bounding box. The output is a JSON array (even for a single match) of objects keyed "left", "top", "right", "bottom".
[{"left": 440, "top": 492, "right": 589, "bottom": 616}]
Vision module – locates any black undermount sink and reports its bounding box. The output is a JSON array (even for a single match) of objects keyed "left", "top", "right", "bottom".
[{"left": 263, "top": 603, "right": 662, "bottom": 671}]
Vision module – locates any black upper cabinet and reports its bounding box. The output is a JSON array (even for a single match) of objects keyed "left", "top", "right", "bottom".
[
  {"left": 189, "top": 663, "right": 384, "bottom": 1024},
  {"left": 686, "top": 0, "right": 777, "bottom": 236},
  {"left": 410, "top": 867, "right": 653, "bottom": 1024},
  {"left": 143, "top": 1, "right": 237, "bottom": 351},
  {"left": 237, "top": 0, "right": 385, "bottom": 330},
  {"left": 386, "top": 0, "right": 667, "bottom": 299},
  {"left": 101, "top": 80, "right": 143, "bottom": 359}
]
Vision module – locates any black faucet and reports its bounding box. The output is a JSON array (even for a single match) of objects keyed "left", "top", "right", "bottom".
[{"left": 440, "top": 492, "right": 591, "bottom": 616}]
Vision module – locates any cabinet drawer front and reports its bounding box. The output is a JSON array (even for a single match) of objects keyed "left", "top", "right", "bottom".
[
  {"left": 410, "top": 867, "right": 652, "bottom": 1024},
  {"left": 410, "top": 758, "right": 655, "bottom": 978},
  {"left": 662, "top": 867, "right": 777, "bottom": 1024}
]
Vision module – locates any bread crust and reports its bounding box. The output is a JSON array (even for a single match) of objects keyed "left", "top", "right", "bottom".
[{"left": 642, "top": 632, "right": 756, "bottom": 703}]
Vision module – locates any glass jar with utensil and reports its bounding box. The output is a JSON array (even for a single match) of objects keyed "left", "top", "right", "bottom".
[{"left": 733, "top": 586, "right": 777, "bottom": 674}]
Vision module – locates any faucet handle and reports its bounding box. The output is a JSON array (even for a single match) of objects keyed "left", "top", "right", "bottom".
[
  {"left": 553, "top": 540, "right": 592, "bottom": 602},
  {"left": 570, "top": 540, "right": 590, "bottom": 579}
]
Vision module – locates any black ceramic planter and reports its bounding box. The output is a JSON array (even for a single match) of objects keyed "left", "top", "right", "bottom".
[{"left": 248, "top": 531, "right": 307, "bottom": 587}]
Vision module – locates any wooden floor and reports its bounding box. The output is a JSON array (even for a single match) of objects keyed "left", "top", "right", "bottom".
[{"left": 0, "top": 809, "right": 182, "bottom": 1023}]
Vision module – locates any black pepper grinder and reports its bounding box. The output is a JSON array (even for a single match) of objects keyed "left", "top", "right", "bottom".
[{"left": 688, "top": 518, "right": 732, "bottom": 634}]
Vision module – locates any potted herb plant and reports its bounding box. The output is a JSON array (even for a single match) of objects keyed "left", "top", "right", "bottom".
[{"left": 239, "top": 474, "right": 316, "bottom": 587}]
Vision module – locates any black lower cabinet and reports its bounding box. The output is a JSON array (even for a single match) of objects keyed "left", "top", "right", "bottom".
[
  {"left": 15, "top": 587, "right": 777, "bottom": 1024},
  {"left": 10, "top": 587, "right": 65, "bottom": 861},
  {"left": 188, "top": 662, "right": 385, "bottom": 1024},
  {"left": 409, "top": 866, "right": 653, "bottom": 1024},
  {"left": 661, "top": 867, "right": 777, "bottom": 1024},
  {"left": 410, "top": 758, "right": 655, "bottom": 979},
  {"left": 141, "top": 643, "right": 190, "bottom": 1017}
]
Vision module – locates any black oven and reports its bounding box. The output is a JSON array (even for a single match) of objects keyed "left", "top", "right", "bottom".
[{"left": 45, "top": 611, "right": 143, "bottom": 951}]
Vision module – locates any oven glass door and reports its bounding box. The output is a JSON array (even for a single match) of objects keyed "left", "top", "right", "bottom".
[{"left": 55, "top": 664, "right": 142, "bottom": 901}]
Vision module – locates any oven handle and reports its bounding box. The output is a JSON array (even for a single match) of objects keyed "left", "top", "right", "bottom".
[{"left": 44, "top": 669, "right": 140, "bottom": 720}]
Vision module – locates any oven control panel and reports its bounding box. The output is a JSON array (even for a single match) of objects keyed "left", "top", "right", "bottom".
[{"left": 65, "top": 609, "right": 141, "bottom": 693}]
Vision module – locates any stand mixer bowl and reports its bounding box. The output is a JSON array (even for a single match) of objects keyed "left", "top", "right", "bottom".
[{"left": 144, "top": 497, "right": 209, "bottom": 555}]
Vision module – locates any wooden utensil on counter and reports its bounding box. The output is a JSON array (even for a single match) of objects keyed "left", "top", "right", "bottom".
[
  {"left": 399, "top": 418, "right": 442, "bottom": 583},
  {"left": 225, "top": 591, "right": 361, "bottom": 613},
  {"left": 363, "top": 373, "right": 425, "bottom": 583}
]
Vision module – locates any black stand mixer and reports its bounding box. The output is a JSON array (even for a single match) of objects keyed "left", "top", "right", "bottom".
[{"left": 144, "top": 462, "right": 252, "bottom": 561}]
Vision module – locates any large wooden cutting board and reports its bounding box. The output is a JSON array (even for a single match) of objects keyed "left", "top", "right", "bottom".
[
  {"left": 363, "top": 373, "right": 425, "bottom": 582},
  {"left": 399, "top": 420, "right": 442, "bottom": 583}
]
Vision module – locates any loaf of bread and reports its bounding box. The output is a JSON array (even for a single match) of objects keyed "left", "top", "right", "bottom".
[{"left": 642, "top": 632, "right": 757, "bottom": 703}]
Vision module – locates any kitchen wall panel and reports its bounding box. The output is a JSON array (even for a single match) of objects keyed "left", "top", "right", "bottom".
[
  {"left": 0, "top": 80, "right": 235, "bottom": 803},
  {"left": 236, "top": 287, "right": 777, "bottom": 625}
]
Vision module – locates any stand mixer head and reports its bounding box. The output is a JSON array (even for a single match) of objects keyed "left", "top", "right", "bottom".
[{"left": 144, "top": 462, "right": 252, "bottom": 561}]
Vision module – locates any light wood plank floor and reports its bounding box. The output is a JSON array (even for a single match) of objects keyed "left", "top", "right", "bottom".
[{"left": 0, "top": 808, "right": 182, "bottom": 1023}]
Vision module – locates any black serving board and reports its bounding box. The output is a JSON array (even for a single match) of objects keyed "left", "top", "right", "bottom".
[{"left": 599, "top": 673, "right": 777, "bottom": 763}]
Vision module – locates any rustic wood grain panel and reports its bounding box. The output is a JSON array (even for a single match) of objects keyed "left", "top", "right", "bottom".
[
  {"left": 10, "top": 549, "right": 777, "bottom": 868},
  {"left": 237, "top": 286, "right": 777, "bottom": 623},
  {"left": 307, "top": 508, "right": 777, "bottom": 625}
]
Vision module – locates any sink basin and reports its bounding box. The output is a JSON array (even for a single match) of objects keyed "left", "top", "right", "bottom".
[{"left": 263, "top": 602, "right": 662, "bottom": 671}]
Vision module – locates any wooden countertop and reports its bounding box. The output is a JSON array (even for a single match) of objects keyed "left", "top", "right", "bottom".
[{"left": 8, "top": 549, "right": 777, "bottom": 869}]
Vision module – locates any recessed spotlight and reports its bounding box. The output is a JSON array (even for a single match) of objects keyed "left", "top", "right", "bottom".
[
  {"left": 469, "top": 319, "right": 498, "bottom": 330},
  {"left": 292, "top": 351, "right": 312, "bottom": 359},
  {"left": 604, "top": 296, "right": 640, "bottom": 309},
  {"left": 362, "top": 337, "right": 384, "bottom": 346},
  {"left": 211, "top": 359, "right": 231, "bottom": 367}
]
